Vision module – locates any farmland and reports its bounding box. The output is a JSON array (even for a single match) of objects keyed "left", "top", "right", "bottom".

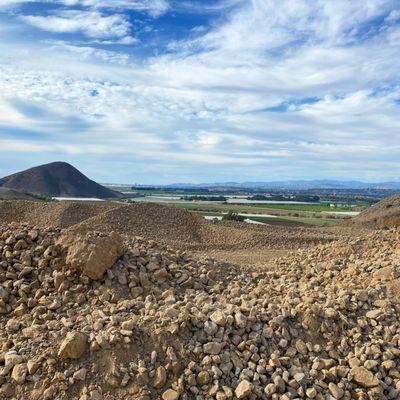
[{"left": 103, "top": 185, "right": 384, "bottom": 227}]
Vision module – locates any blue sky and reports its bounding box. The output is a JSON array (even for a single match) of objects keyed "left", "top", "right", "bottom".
[{"left": 0, "top": 0, "right": 399, "bottom": 184}]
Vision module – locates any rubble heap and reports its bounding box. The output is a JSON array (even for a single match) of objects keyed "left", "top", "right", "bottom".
[
  {"left": 0, "top": 222, "right": 399, "bottom": 400},
  {"left": 350, "top": 195, "right": 400, "bottom": 228}
]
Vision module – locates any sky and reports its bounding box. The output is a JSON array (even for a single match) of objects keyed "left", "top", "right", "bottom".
[{"left": 0, "top": 0, "right": 399, "bottom": 184}]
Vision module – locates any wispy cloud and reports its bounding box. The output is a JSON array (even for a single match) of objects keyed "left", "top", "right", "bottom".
[
  {"left": 59, "top": 0, "right": 169, "bottom": 17},
  {"left": 1, "top": 0, "right": 170, "bottom": 17},
  {"left": 0, "top": 0, "right": 399, "bottom": 183},
  {"left": 21, "top": 10, "right": 132, "bottom": 39}
]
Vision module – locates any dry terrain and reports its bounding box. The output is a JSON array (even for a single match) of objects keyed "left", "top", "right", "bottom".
[
  {"left": 347, "top": 195, "right": 400, "bottom": 229},
  {"left": 0, "top": 200, "right": 342, "bottom": 266},
  {"left": 0, "top": 198, "right": 399, "bottom": 399}
]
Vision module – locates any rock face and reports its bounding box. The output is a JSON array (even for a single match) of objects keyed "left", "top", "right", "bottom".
[
  {"left": 58, "top": 331, "right": 88, "bottom": 360},
  {"left": 350, "top": 194, "right": 400, "bottom": 228},
  {"left": 60, "top": 231, "right": 125, "bottom": 280}
]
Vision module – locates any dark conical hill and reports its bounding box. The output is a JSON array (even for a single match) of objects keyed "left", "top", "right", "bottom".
[{"left": 0, "top": 162, "right": 121, "bottom": 198}]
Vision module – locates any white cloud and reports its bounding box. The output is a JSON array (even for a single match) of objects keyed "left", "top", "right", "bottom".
[
  {"left": 0, "top": 0, "right": 169, "bottom": 16},
  {"left": 386, "top": 9, "right": 400, "bottom": 22},
  {"left": 49, "top": 41, "right": 130, "bottom": 64},
  {"left": 66, "top": 0, "right": 170, "bottom": 17},
  {"left": 0, "top": 0, "right": 400, "bottom": 182},
  {"left": 21, "top": 10, "right": 131, "bottom": 39},
  {"left": 0, "top": 0, "right": 32, "bottom": 8},
  {"left": 0, "top": 98, "right": 30, "bottom": 125}
]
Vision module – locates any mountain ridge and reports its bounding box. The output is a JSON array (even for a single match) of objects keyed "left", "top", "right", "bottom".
[{"left": 161, "top": 179, "right": 400, "bottom": 190}]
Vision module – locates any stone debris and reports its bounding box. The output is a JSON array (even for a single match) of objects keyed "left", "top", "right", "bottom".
[
  {"left": 60, "top": 231, "right": 125, "bottom": 280},
  {"left": 235, "top": 380, "right": 253, "bottom": 398},
  {"left": 0, "top": 200, "right": 340, "bottom": 263},
  {"left": 58, "top": 331, "right": 88, "bottom": 360},
  {"left": 162, "top": 388, "right": 180, "bottom": 400},
  {"left": 350, "top": 366, "right": 380, "bottom": 388},
  {"left": 0, "top": 222, "right": 400, "bottom": 399}
]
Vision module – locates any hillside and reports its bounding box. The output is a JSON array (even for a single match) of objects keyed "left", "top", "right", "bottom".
[
  {"left": 0, "top": 162, "right": 121, "bottom": 199},
  {"left": 0, "top": 187, "right": 36, "bottom": 200},
  {"left": 350, "top": 194, "right": 400, "bottom": 228}
]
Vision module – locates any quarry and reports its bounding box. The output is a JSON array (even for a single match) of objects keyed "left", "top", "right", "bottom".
[{"left": 0, "top": 192, "right": 399, "bottom": 400}]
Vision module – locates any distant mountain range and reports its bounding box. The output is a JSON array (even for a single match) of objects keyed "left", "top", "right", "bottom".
[
  {"left": 164, "top": 180, "right": 400, "bottom": 190},
  {"left": 0, "top": 162, "right": 121, "bottom": 199}
]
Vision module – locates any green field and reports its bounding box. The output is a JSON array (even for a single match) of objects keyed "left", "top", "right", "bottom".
[
  {"left": 169, "top": 201, "right": 351, "bottom": 215},
  {"left": 115, "top": 196, "right": 350, "bottom": 227}
]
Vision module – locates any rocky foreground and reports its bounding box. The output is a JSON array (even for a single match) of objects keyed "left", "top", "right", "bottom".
[{"left": 0, "top": 223, "right": 400, "bottom": 400}]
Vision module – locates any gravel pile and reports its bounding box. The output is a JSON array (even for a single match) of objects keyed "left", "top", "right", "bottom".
[
  {"left": 199, "top": 221, "right": 338, "bottom": 252},
  {"left": 66, "top": 202, "right": 207, "bottom": 248},
  {"left": 0, "top": 201, "right": 118, "bottom": 229},
  {"left": 0, "top": 201, "right": 339, "bottom": 253},
  {"left": 64, "top": 203, "right": 339, "bottom": 252},
  {"left": 350, "top": 195, "right": 400, "bottom": 228},
  {"left": 1, "top": 222, "right": 400, "bottom": 399}
]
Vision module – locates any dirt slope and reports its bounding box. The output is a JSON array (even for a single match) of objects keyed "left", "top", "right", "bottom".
[
  {"left": 0, "top": 162, "right": 121, "bottom": 198},
  {"left": 350, "top": 194, "right": 400, "bottom": 228},
  {"left": 66, "top": 202, "right": 207, "bottom": 247},
  {"left": 0, "top": 200, "right": 118, "bottom": 229}
]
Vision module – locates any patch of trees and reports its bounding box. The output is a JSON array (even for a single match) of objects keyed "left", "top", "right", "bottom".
[
  {"left": 247, "top": 194, "right": 320, "bottom": 202},
  {"left": 222, "top": 211, "right": 245, "bottom": 221}
]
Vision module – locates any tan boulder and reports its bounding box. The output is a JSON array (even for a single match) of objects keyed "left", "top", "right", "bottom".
[
  {"left": 153, "top": 366, "right": 167, "bottom": 389},
  {"left": 235, "top": 380, "right": 253, "bottom": 399},
  {"left": 58, "top": 331, "right": 87, "bottom": 360},
  {"left": 60, "top": 231, "right": 125, "bottom": 280},
  {"left": 210, "top": 310, "right": 227, "bottom": 326},
  {"left": 11, "top": 363, "right": 27, "bottom": 385},
  {"left": 328, "top": 382, "right": 344, "bottom": 399},
  {"left": 197, "top": 371, "right": 210, "bottom": 386},
  {"left": 162, "top": 389, "right": 179, "bottom": 400},
  {"left": 27, "top": 359, "right": 40, "bottom": 375},
  {"left": 350, "top": 366, "right": 380, "bottom": 388}
]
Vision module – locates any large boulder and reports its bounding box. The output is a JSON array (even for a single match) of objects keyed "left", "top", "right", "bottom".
[
  {"left": 59, "top": 231, "right": 125, "bottom": 280},
  {"left": 58, "top": 331, "right": 88, "bottom": 360},
  {"left": 235, "top": 380, "right": 253, "bottom": 399},
  {"left": 350, "top": 366, "right": 380, "bottom": 388}
]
